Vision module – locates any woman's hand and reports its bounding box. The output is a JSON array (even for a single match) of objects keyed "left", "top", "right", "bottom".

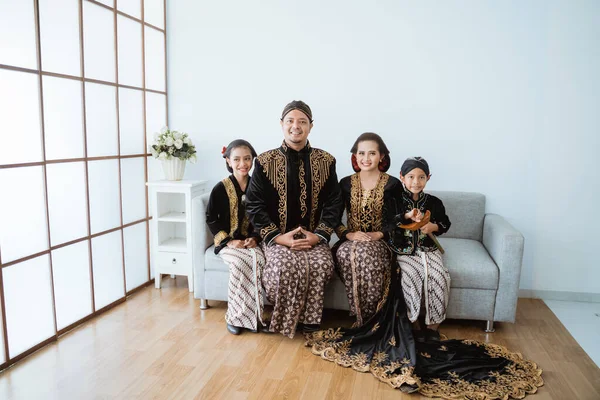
[
  {"left": 347, "top": 231, "right": 372, "bottom": 241},
  {"left": 227, "top": 239, "right": 245, "bottom": 248},
  {"left": 366, "top": 231, "right": 384, "bottom": 241}
]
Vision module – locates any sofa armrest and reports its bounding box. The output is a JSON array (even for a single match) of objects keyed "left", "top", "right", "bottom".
[
  {"left": 193, "top": 192, "right": 213, "bottom": 299},
  {"left": 198, "top": 193, "right": 214, "bottom": 251},
  {"left": 482, "top": 213, "right": 524, "bottom": 323}
]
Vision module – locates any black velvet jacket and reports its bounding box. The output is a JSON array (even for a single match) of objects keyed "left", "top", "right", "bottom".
[
  {"left": 389, "top": 186, "right": 451, "bottom": 255},
  {"left": 206, "top": 175, "right": 260, "bottom": 254},
  {"left": 335, "top": 173, "right": 403, "bottom": 242},
  {"left": 245, "top": 141, "right": 343, "bottom": 245}
]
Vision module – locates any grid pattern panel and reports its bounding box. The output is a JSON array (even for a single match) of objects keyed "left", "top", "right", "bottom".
[
  {"left": 51, "top": 241, "right": 93, "bottom": 330},
  {"left": 0, "top": 0, "right": 167, "bottom": 371},
  {"left": 42, "top": 76, "right": 85, "bottom": 160},
  {"left": 0, "top": 70, "right": 43, "bottom": 165},
  {"left": 3, "top": 256, "right": 55, "bottom": 357},
  {"left": 0, "top": 167, "right": 49, "bottom": 262},
  {"left": 46, "top": 162, "right": 89, "bottom": 246},
  {"left": 0, "top": 1, "right": 37, "bottom": 69},
  {"left": 39, "top": 0, "right": 81, "bottom": 76}
]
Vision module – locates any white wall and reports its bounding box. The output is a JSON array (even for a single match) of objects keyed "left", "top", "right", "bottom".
[{"left": 166, "top": 0, "right": 600, "bottom": 296}]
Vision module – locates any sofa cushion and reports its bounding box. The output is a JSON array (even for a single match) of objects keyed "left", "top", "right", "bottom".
[
  {"left": 205, "top": 245, "right": 229, "bottom": 272},
  {"left": 206, "top": 238, "right": 498, "bottom": 292},
  {"left": 204, "top": 270, "right": 229, "bottom": 302},
  {"left": 446, "top": 288, "right": 496, "bottom": 320},
  {"left": 429, "top": 191, "right": 485, "bottom": 241},
  {"left": 439, "top": 237, "right": 498, "bottom": 290}
]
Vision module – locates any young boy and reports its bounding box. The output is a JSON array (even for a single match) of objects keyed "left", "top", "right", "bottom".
[{"left": 392, "top": 157, "right": 451, "bottom": 339}]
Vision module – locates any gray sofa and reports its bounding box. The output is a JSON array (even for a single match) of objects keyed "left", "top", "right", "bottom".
[{"left": 193, "top": 191, "right": 524, "bottom": 331}]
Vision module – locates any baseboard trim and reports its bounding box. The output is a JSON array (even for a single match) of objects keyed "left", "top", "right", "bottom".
[{"left": 519, "top": 289, "right": 600, "bottom": 303}]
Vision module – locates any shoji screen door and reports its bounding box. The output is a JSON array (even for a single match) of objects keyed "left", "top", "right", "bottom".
[{"left": 0, "top": 0, "right": 167, "bottom": 371}]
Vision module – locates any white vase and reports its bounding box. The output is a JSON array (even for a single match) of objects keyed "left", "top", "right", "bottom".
[{"left": 161, "top": 158, "right": 186, "bottom": 181}]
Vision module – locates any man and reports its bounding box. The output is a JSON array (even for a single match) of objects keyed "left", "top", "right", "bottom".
[{"left": 245, "top": 100, "right": 343, "bottom": 338}]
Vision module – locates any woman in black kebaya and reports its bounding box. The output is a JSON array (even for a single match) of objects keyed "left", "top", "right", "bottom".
[
  {"left": 206, "top": 139, "right": 266, "bottom": 335},
  {"left": 306, "top": 154, "right": 543, "bottom": 398}
]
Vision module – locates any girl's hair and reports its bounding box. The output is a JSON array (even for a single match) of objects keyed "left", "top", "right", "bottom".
[
  {"left": 349, "top": 132, "right": 391, "bottom": 173},
  {"left": 222, "top": 139, "right": 257, "bottom": 173}
]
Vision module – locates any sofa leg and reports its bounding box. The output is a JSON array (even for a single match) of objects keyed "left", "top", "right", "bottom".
[
  {"left": 484, "top": 320, "right": 495, "bottom": 333},
  {"left": 199, "top": 298, "right": 210, "bottom": 310}
]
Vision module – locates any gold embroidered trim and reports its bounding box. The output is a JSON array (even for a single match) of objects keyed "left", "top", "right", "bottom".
[
  {"left": 348, "top": 174, "right": 361, "bottom": 232},
  {"left": 257, "top": 150, "right": 287, "bottom": 233},
  {"left": 214, "top": 230, "right": 229, "bottom": 247},
  {"left": 305, "top": 328, "right": 419, "bottom": 389},
  {"left": 418, "top": 340, "right": 544, "bottom": 400},
  {"left": 373, "top": 352, "right": 388, "bottom": 364},
  {"left": 316, "top": 223, "right": 333, "bottom": 236},
  {"left": 350, "top": 241, "right": 362, "bottom": 327},
  {"left": 260, "top": 223, "right": 278, "bottom": 239},
  {"left": 307, "top": 330, "right": 543, "bottom": 396},
  {"left": 374, "top": 248, "right": 392, "bottom": 314},
  {"left": 348, "top": 173, "right": 389, "bottom": 232},
  {"left": 241, "top": 215, "right": 250, "bottom": 237},
  {"left": 222, "top": 178, "right": 239, "bottom": 238},
  {"left": 335, "top": 224, "right": 348, "bottom": 238},
  {"left": 308, "top": 149, "right": 334, "bottom": 230},
  {"left": 361, "top": 188, "right": 372, "bottom": 209},
  {"left": 299, "top": 159, "right": 307, "bottom": 218}
]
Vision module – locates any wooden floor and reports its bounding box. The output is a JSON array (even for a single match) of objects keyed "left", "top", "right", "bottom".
[{"left": 0, "top": 277, "right": 599, "bottom": 400}]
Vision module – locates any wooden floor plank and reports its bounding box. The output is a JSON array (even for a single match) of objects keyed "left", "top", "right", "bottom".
[
  {"left": 0, "top": 278, "right": 598, "bottom": 399},
  {"left": 262, "top": 337, "right": 304, "bottom": 380},
  {"left": 193, "top": 364, "right": 239, "bottom": 400},
  {"left": 246, "top": 377, "right": 282, "bottom": 400},
  {"left": 299, "top": 371, "right": 332, "bottom": 399},
  {"left": 350, "top": 370, "right": 380, "bottom": 400},
  {"left": 235, "top": 336, "right": 284, "bottom": 392},
  {"left": 275, "top": 338, "right": 320, "bottom": 400},
  {"left": 324, "top": 364, "right": 356, "bottom": 400},
  {"left": 166, "top": 349, "right": 229, "bottom": 400}
]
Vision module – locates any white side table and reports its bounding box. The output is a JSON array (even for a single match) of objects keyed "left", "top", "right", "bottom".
[{"left": 147, "top": 180, "right": 207, "bottom": 292}]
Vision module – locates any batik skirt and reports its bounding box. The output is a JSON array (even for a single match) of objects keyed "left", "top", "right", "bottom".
[
  {"left": 219, "top": 246, "right": 267, "bottom": 330},
  {"left": 335, "top": 239, "right": 390, "bottom": 326},
  {"left": 262, "top": 243, "right": 334, "bottom": 338}
]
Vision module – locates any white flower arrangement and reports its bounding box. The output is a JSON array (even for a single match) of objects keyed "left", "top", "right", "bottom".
[{"left": 151, "top": 127, "right": 197, "bottom": 163}]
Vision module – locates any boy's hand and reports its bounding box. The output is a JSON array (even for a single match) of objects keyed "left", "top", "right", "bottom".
[
  {"left": 405, "top": 209, "right": 423, "bottom": 222},
  {"left": 420, "top": 222, "right": 438, "bottom": 235}
]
